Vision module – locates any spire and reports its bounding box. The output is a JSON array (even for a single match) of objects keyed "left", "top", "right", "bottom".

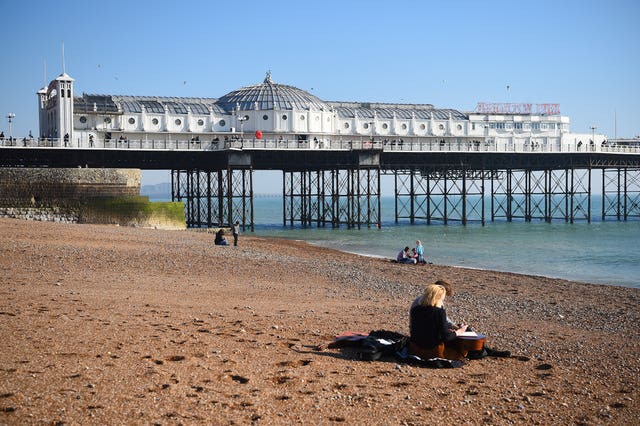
[
  {"left": 62, "top": 42, "right": 65, "bottom": 75},
  {"left": 264, "top": 70, "right": 273, "bottom": 84}
]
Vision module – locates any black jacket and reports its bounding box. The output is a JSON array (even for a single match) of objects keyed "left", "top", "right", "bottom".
[{"left": 409, "top": 305, "right": 456, "bottom": 349}]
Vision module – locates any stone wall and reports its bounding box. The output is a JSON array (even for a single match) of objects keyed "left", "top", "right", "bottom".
[
  {"left": 0, "top": 206, "right": 78, "bottom": 223},
  {"left": 0, "top": 168, "right": 141, "bottom": 207}
]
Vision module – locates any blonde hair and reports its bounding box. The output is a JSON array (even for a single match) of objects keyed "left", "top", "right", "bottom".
[
  {"left": 435, "top": 279, "right": 453, "bottom": 297},
  {"left": 420, "top": 284, "right": 446, "bottom": 307}
]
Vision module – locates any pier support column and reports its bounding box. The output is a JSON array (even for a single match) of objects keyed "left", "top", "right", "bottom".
[
  {"left": 171, "top": 168, "right": 254, "bottom": 230},
  {"left": 283, "top": 168, "right": 380, "bottom": 228},
  {"left": 393, "top": 167, "right": 486, "bottom": 224},
  {"left": 602, "top": 167, "right": 640, "bottom": 220}
]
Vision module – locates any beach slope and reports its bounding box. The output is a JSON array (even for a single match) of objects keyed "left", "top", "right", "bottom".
[{"left": 0, "top": 218, "right": 638, "bottom": 424}]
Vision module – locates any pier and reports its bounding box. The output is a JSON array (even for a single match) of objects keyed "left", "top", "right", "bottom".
[{"left": 1, "top": 138, "right": 639, "bottom": 229}]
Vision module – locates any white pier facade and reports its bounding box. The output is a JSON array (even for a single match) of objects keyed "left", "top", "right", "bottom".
[
  {"left": 1, "top": 71, "right": 633, "bottom": 229},
  {"left": 33, "top": 71, "right": 620, "bottom": 154}
]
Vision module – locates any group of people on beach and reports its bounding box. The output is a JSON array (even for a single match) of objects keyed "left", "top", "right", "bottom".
[
  {"left": 396, "top": 240, "right": 425, "bottom": 264},
  {"left": 408, "top": 279, "right": 510, "bottom": 361},
  {"left": 214, "top": 221, "right": 240, "bottom": 246}
]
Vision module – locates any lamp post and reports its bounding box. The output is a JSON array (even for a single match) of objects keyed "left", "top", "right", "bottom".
[
  {"left": 6, "top": 113, "right": 15, "bottom": 142},
  {"left": 590, "top": 125, "right": 597, "bottom": 151}
]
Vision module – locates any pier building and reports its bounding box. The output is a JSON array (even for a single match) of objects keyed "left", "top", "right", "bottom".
[
  {"left": 2, "top": 71, "right": 637, "bottom": 229},
  {"left": 39, "top": 71, "right": 589, "bottom": 153}
]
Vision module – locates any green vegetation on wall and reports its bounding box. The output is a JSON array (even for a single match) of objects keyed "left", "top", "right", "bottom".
[{"left": 79, "top": 196, "right": 185, "bottom": 229}]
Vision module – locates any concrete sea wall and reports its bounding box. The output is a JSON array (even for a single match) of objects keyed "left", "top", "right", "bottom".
[{"left": 0, "top": 168, "right": 185, "bottom": 229}]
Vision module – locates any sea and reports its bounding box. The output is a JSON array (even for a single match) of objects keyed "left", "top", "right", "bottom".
[{"left": 148, "top": 193, "right": 639, "bottom": 289}]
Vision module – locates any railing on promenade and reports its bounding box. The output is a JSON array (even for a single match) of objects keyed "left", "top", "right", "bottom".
[{"left": 1, "top": 136, "right": 639, "bottom": 155}]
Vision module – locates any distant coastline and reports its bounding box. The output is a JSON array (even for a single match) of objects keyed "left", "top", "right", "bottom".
[{"left": 141, "top": 182, "right": 280, "bottom": 199}]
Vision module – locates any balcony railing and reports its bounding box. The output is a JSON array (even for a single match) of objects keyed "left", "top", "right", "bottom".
[{"left": 1, "top": 135, "right": 639, "bottom": 154}]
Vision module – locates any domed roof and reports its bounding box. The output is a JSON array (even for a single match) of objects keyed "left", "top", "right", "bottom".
[{"left": 217, "top": 72, "right": 328, "bottom": 112}]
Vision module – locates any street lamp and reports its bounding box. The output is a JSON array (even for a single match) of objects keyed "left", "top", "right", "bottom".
[
  {"left": 6, "top": 113, "right": 15, "bottom": 141},
  {"left": 590, "top": 125, "right": 597, "bottom": 151}
]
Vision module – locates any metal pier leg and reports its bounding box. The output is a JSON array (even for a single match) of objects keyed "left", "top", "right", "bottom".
[
  {"left": 616, "top": 167, "right": 622, "bottom": 220},
  {"left": 377, "top": 168, "right": 382, "bottom": 228},
  {"left": 481, "top": 170, "right": 485, "bottom": 226},
  {"left": 332, "top": 169, "right": 339, "bottom": 228},
  {"left": 226, "top": 169, "right": 233, "bottom": 227},
  {"left": 570, "top": 168, "right": 575, "bottom": 224},
  {"left": 217, "top": 170, "right": 225, "bottom": 226},
  {"left": 171, "top": 170, "right": 176, "bottom": 201},
  {"left": 426, "top": 172, "right": 431, "bottom": 225},
  {"left": 356, "top": 169, "right": 362, "bottom": 230},
  {"left": 624, "top": 168, "right": 628, "bottom": 221},
  {"left": 507, "top": 169, "right": 512, "bottom": 222},
  {"left": 545, "top": 169, "right": 551, "bottom": 222},
  {"left": 443, "top": 170, "right": 448, "bottom": 225},
  {"left": 394, "top": 170, "right": 399, "bottom": 224},
  {"left": 490, "top": 171, "right": 495, "bottom": 222},
  {"left": 196, "top": 171, "right": 202, "bottom": 227},
  {"left": 282, "top": 172, "right": 286, "bottom": 226},
  {"left": 463, "top": 168, "right": 468, "bottom": 225},
  {"left": 410, "top": 171, "right": 415, "bottom": 224},
  {"left": 587, "top": 167, "right": 592, "bottom": 223},
  {"left": 601, "top": 169, "right": 605, "bottom": 221},
  {"left": 525, "top": 169, "right": 531, "bottom": 222},
  {"left": 206, "top": 172, "right": 212, "bottom": 228},
  {"left": 564, "top": 169, "right": 569, "bottom": 223},
  {"left": 249, "top": 168, "right": 254, "bottom": 232}
]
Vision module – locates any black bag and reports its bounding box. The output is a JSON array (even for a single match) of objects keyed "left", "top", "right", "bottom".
[{"left": 355, "top": 330, "right": 409, "bottom": 361}]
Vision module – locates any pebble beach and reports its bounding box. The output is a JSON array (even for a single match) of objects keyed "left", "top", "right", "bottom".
[{"left": 0, "top": 218, "right": 638, "bottom": 425}]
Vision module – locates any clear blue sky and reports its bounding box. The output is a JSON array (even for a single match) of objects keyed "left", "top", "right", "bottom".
[{"left": 1, "top": 0, "right": 638, "bottom": 187}]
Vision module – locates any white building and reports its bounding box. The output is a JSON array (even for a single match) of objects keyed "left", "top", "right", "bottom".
[{"left": 38, "top": 71, "right": 606, "bottom": 151}]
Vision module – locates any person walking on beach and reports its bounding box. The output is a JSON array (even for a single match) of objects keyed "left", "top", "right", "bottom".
[{"left": 232, "top": 221, "right": 240, "bottom": 246}]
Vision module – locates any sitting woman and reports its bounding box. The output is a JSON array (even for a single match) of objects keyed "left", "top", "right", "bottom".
[
  {"left": 409, "top": 283, "right": 482, "bottom": 360},
  {"left": 214, "top": 229, "right": 228, "bottom": 246},
  {"left": 396, "top": 246, "right": 417, "bottom": 264}
]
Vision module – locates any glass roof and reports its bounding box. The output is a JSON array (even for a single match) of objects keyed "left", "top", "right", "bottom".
[
  {"left": 332, "top": 105, "right": 467, "bottom": 120},
  {"left": 139, "top": 100, "right": 164, "bottom": 114},
  {"left": 216, "top": 72, "right": 328, "bottom": 112},
  {"left": 75, "top": 94, "right": 118, "bottom": 113},
  {"left": 75, "top": 79, "right": 467, "bottom": 120}
]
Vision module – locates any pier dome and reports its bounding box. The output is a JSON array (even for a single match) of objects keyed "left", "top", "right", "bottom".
[{"left": 217, "top": 72, "right": 328, "bottom": 112}]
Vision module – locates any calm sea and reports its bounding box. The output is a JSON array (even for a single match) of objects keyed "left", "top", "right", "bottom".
[{"left": 149, "top": 194, "right": 639, "bottom": 289}]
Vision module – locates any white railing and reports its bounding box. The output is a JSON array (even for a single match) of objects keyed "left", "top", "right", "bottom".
[{"left": 1, "top": 136, "right": 639, "bottom": 155}]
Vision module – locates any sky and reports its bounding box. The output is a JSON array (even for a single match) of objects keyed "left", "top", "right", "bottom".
[{"left": 1, "top": 0, "right": 638, "bottom": 188}]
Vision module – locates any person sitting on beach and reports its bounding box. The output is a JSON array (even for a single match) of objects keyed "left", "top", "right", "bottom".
[
  {"left": 396, "top": 246, "right": 417, "bottom": 264},
  {"left": 411, "top": 248, "right": 418, "bottom": 260},
  {"left": 415, "top": 240, "right": 425, "bottom": 264},
  {"left": 214, "top": 229, "right": 228, "bottom": 246},
  {"left": 409, "top": 283, "right": 471, "bottom": 360},
  {"left": 410, "top": 279, "right": 455, "bottom": 334},
  {"left": 409, "top": 283, "right": 509, "bottom": 360}
]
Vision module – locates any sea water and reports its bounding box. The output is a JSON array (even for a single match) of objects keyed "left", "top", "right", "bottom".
[
  {"left": 247, "top": 196, "right": 640, "bottom": 289},
  {"left": 148, "top": 194, "right": 639, "bottom": 288}
]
